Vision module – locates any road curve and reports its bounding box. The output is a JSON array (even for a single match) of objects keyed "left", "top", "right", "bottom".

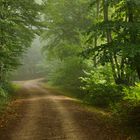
[{"left": 0, "top": 80, "right": 126, "bottom": 140}]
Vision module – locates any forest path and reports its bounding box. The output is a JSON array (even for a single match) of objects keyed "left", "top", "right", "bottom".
[{"left": 0, "top": 80, "right": 126, "bottom": 140}]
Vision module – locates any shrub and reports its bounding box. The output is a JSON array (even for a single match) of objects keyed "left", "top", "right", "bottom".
[
  {"left": 111, "top": 84, "right": 140, "bottom": 137},
  {"left": 80, "top": 65, "right": 124, "bottom": 107},
  {"left": 0, "top": 81, "right": 14, "bottom": 113},
  {"left": 127, "top": 104, "right": 140, "bottom": 132},
  {"left": 82, "top": 84, "right": 124, "bottom": 107}
]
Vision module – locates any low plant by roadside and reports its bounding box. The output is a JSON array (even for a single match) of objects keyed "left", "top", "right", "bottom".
[
  {"left": 0, "top": 82, "right": 18, "bottom": 114},
  {"left": 80, "top": 66, "right": 124, "bottom": 107},
  {"left": 110, "top": 84, "right": 140, "bottom": 139}
]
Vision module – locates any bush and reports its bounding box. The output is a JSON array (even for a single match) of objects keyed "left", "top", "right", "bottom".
[
  {"left": 111, "top": 101, "right": 140, "bottom": 138},
  {"left": 44, "top": 56, "right": 87, "bottom": 89},
  {"left": 111, "top": 84, "right": 140, "bottom": 137},
  {"left": 0, "top": 82, "right": 14, "bottom": 113},
  {"left": 80, "top": 65, "right": 124, "bottom": 107},
  {"left": 0, "top": 82, "right": 13, "bottom": 94},
  {"left": 127, "top": 104, "right": 140, "bottom": 131},
  {"left": 123, "top": 83, "right": 140, "bottom": 102},
  {"left": 82, "top": 84, "right": 124, "bottom": 107},
  {"left": 122, "top": 84, "right": 140, "bottom": 132},
  {"left": 0, "top": 87, "right": 8, "bottom": 98}
]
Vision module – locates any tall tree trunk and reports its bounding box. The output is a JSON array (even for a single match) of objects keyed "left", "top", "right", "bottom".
[
  {"left": 95, "top": 0, "right": 100, "bottom": 47},
  {"left": 127, "top": 1, "right": 140, "bottom": 81},
  {"left": 102, "top": 0, "right": 118, "bottom": 83},
  {"left": 94, "top": 0, "right": 100, "bottom": 66},
  {"left": 103, "top": 0, "right": 112, "bottom": 43}
]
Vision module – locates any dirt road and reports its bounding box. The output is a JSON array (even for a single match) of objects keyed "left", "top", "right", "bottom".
[{"left": 0, "top": 80, "right": 126, "bottom": 140}]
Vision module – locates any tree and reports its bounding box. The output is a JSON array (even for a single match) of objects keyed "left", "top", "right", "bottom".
[
  {"left": 0, "top": 0, "right": 42, "bottom": 83},
  {"left": 12, "top": 37, "right": 44, "bottom": 80},
  {"left": 41, "top": 0, "right": 92, "bottom": 88},
  {"left": 84, "top": 0, "right": 140, "bottom": 85},
  {"left": 42, "top": 0, "right": 91, "bottom": 47}
]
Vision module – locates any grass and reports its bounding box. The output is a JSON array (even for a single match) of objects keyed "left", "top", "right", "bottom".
[
  {"left": 42, "top": 83, "right": 115, "bottom": 123},
  {"left": 42, "top": 82, "right": 140, "bottom": 140},
  {"left": 0, "top": 97, "right": 10, "bottom": 114},
  {"left": 11, "top": 83, "right": 22, "bottom": 92},
  {"left": 0, "top": 82, "right": 21, "bottom": 115}
]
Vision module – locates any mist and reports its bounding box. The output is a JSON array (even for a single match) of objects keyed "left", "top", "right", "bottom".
[
  {"left": 0, "top": 1, "right": 140, "bottom": 139},
  {"left": 12, "top": 37, "right": 44, "bottom": 80}
]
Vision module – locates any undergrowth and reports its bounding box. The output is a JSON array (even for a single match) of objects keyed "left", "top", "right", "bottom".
[
  {"left": 44, "top": 81, "right": 140, "bottom": 139},
  {"left": 0, "top": 82, "right": 18, "bottom": 114}
]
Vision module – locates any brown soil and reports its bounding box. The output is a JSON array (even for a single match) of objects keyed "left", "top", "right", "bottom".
[{"left": 0, "top": 80, "right": 128, "bottom": 140}]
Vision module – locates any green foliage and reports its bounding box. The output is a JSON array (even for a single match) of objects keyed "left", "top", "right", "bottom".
[
  {"left": 41, "top": 2, "right": 140, "bottom": 135},
  {"left": 42, "top": 45, "right": 87, "bottom": 90},
  {"left": 110, "top": 84, "right": 140, "bottom": 137},
  {"left": 0, "top": 82, "right": 12, "bottom": 94},
  {"left": 84, "top": 84, "right": 123, "bottom": 107},
  {"left": 80, "top": 65, "right": 124, "bottom": 107},
  {"left": 0, "top": 0, "right": 43, "bottom": 113},
  {"left": 0, "top": 0, "right": 43, "bottom": 82},
  {"left": 41, "top": 0, "right": 92, "bottom": 91},
  {"left": 80, "top": 65, "right": 114, "bottom": 87},
  {"left": 123, "top": 83, "right": 140, "bottom": 102},
  {"left": 111, "top": 101, "right": 140, "bottom": 138},
  {"left": 42, "top": 0, "right": 91, "bottom": 46},
  {"left": 0, "top": 82, "right": 14, "bottom": 113},
  {"left": 83, "top": 0, "right": 140, "bottom": 85},
  {"left": 0, "top": 87, "right": 7, "bottom": 98},
  {"left": 127, "top": 104, "right": 140, "bottom": 135}
]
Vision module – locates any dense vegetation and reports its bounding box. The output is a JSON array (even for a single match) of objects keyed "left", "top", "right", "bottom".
[
  {"left": 0, "top": 0, "right": 140, "bottom": 138},
  {"left": 0, "top": 0, "right": 42, "bottom": 108},
  {"left": 41, "top": 0, "right": 140, "bottom": 138},
  {"left": 41, "top": 0, "right": 91, "bottom": 91}
]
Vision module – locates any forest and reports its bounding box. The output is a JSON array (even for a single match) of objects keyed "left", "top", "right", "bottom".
[{"left": 0, "top": 0, "right": 140, "bottom": 139}]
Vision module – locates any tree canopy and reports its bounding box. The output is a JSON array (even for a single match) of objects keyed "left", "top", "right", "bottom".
[
  {"left": 0, "top": 0, "right": 140, "bottom": 138},
  {"left": 83, "top": 0, "right": 140, "bottom": 85},
  {"left": 0, "top": 0, "right": 42, "bottom": 82}
]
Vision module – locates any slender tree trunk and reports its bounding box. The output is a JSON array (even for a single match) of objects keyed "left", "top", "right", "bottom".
[
  {"left": 102, "top": 0, "right": 118, "bottom": 83},
  {"left": 103, "top": 0, "right": 112, "bottom": 43},
  {"left": 94, "top": 0, "right": 100, "bottom": 47},
  {"left": 94, "top": 0, "right": 100, "bottom": 66},
  {"left": 127, "top": 1, "right": 140, "bottom": 81}
]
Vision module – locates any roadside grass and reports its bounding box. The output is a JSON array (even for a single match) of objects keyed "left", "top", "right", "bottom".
[
  {"left": 0, "top": 97, "right": 10, "bottom": 114},
  {"left": 42, "top": 82, "right": 140, "bottom": 140},
  {"left": 11, "top": 83, "right": 21, "bottom": 92},
  {"left": 42, "top": 83, "right": 110, "bottom": 113},
  {"left": 0, "top": 87, "right": 11, "bottom": 115},
  {"left": 0, "top": 83, "right": 21, "bottom": 115},
  {"left": 42, "top": 83, "right": 123, "bottom": 132}
]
